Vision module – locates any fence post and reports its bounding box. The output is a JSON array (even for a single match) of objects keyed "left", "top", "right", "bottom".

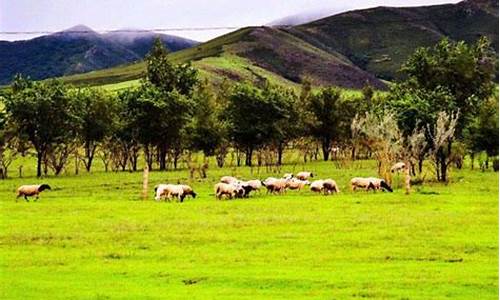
[{"left": 142, "top": 166, "right": 149, "bottom": 200}]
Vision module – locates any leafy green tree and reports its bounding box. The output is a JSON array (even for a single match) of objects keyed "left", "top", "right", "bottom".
[
  {"left": 71, "top": 88, "right": 118, "bottom": 172},
  {"left": 305, "top": 87, "right": 353, "bottom": 161},
  {"left": 226, "top": 83, "right": 288, "bottom": 166},
  {"left": 399, "top": 37, "right": 496, "bottom": 135},
  {"left": 145, "top": 38, "right": 198, "bottom": 96},
  {"left": 188, "top": 81, "right": 226, "bottom": 157},
  {"left": 4, "top": 77, "right": 77, "bottom": 177},
  {"left": 125, "top": 83, "right": 195, "bottom": 170}
]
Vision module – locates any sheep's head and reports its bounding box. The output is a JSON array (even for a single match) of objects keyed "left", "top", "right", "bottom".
[
  {"left": 191, "top": 191, "right": 197, "bottom": 198},
  {"left": 380, "top": 181, "right": 393, "bottom": 192},
  {"left": 38, "top": 184, "right": 51, "bottom": 192}
]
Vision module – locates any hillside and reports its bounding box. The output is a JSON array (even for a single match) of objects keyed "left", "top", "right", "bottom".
[
  {"left": 39, "top": 0, "right": 500, "bottom": 89},
  {"left": 289, "top": 0, "right": 499, "bottom": 80},
  {"left": 0, "top": 25, "right": 198, "bottom": 85}
]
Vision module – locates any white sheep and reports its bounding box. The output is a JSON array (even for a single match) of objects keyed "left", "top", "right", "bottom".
[
  {"left": 262, "top": 177, "right": 288, "bottom": 194},
  {"left": 310, "top": 180, "right": 324, "bottom": 193},
  {"left": 214, "top": 182, "right": 243, "bottom": 200},
  {"left": 390, "top": 162, "right": 406, "bottom": 173},
  {"left": 16, "top": 184, "right": 51, "bottom": 201},
  {"left": 220, "top": 176, "right": 239, "bottom": 184},
  {"left": 286, "top": 178, "right": 310, "bottom": 191},
  {"left": 296, "top": 172, "right": 314, "bottom": 180},
  {"left": 350, "top": 177, "right": 393, "bottom": 192},
  {"left": 283, "top": 173, "right": 294, "bottom": 180},
  {"left": 322, "top": 179, "right": 340, "bottom": 194}
]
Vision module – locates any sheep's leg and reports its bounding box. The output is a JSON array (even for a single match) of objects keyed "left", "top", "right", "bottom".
[
  {"left": 179, "top": 195, "right": 184, "bottom": 203},
  {"left": 24, "top": 195, "right": 29, "bottom": 202}
]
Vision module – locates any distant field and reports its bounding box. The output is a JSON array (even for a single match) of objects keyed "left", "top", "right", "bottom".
[{"left": 0, "top": 156, "right": 497, "bottom": 299}]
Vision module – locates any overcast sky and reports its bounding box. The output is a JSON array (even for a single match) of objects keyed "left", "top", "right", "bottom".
[{"left": 0, "top": 0, "right": 461, "bottom": 42}]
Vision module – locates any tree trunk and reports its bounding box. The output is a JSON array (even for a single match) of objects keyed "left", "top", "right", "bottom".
[
  {"left": 245, "top": 147, "right": 253, "bottom": 166},
  {"left": 277, "top": 142, "right": 284, "bottom": 166},
  {"left": 159, "top": 145, "right": 167, "bottom": 171},
  {"left": 84, "top": 141, "right": 96, "bottom": 172},
  {"left": 37, "top": 151, "right": 43, "bottom": 177},
  {"left": 321, "top": 139, "right": 330, "bottom": 161},
  {"left": 351, "top": 146, "right": 356, "bottom": 160},
  {"left": 470, "top": 153, "right": 474, "bottom": 170},
  {"left": 418, "top": 158, "right": 424, "bottom": 174}
]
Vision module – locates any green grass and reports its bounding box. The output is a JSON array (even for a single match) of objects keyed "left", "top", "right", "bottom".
[{"left": 0, "top": 156, "right": 497, "bottom": 299}]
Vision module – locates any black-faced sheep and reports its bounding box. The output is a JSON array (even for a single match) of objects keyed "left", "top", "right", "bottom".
[
  {"left": 154, "top": 184, "right": 197, "bottom": 202},
  {"left": 351, "top": 177, "right": 393, "bottom": 192},
  {"left": 310, "top": 180, "right": 324, "bottom": 193},
  {"left": 322, "top": 179, "right": 340, "bottom": 194},
  {"left": 262, "top": 177, "right": 288, "bottom": 194},
  {"left": 220, "top": 176, "right": 239, "bottom": 184},
  {"left": 286, "top": 178, "right": 310, "bottom": 191},
  {"left": 214, "top": 182, "right": 243, "bottom": 200},
  {"left": 296, "top": 172, "right": 314, "bottom": 180},
  {"left": 390, "top": 162, "right": 406, "bottom": 173},
  {"left": 16, "top": 184, "right": 51, "bottom": 201}
]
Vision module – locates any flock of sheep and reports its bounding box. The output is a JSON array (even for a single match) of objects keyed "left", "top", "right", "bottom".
[
  {"left": 15, "top": 162, "right": 407, "bottom": 202},
  {"left": 153, "top": 170, "right": 394, "bottom": 202}
]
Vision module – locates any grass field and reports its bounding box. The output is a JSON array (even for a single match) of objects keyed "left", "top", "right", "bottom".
[{"left": 0, "top": 158, "right": 498, "bottom": 299}]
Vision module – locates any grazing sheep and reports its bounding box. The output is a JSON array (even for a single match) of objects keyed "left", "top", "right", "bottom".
[
  {"left": 244, "top": 179, "right": 262, "bottom": 192},
  {"left": 283, "top": 173, "right": 294, "bottom": 180},
  {"left": 350, "top": 177, "right": 393, "bottom": 192},
  {"left": 296, "top": 171, "right": 314, "bottom": 180},
  {"left": 262, "top": 177, "right": 288, "bottom": 194},
  {"left": 310, "top": 180, "right": 325, "bottom": 193},
  {"left": 214, "top": 182, "right": 242, "bottom": 200},
  {"left": 178, "top": 184, "right": 197, "bottom": 202},
  {"left": 154, "top": 184, "right": 175, "bottom": 201},
  {"left": 391, "top": 162, "right": 406, "bottom": 173},
  {"left": 286, "top": 178, "right": 310, "bottom": 191},
  {"left": 16, "top": 184, "right": 51, "bottom": 201},
  {"left": 220, "top": 176, "right": 239, "bottom": 184},
  {"left": 366, "top": 177, "right": 393, "bottom": 192},
  {"left": 322, "top": 179, "right": 340, "bottom": 194}
]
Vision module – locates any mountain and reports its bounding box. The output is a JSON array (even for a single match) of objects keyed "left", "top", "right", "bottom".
[
  {"left": 287, "top": 0, "right": 498, "bottom": 80},
  {"left": 10, "top": 0, "right": 499, "bottom": 89},
  {"left": 0, "top": 25, "right": 199, "bottom": 84},
  {"left": 267, "top": 8, "right": 343, "bottom": 26}
]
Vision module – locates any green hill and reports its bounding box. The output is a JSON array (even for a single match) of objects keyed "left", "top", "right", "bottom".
[{"left": 59, "top": 0, "right": 498, "bottom": 89}]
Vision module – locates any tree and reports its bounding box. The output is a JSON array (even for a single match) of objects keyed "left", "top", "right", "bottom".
[
  {"left": 400, "top": 37, "right": 496, "bottom": 136},
  {"left": 351, "top": 111, "right": 402, "bottom": 181},
  {"left": 0, "top": 107, "right": 17, "bottom": 178},
  {"left": 72, "top": 88, "right": 117, "bottom": 172},
  {"left": 428, "top": 111, "right": 459, "bottom": 182},
  {"left": 125, "top": 83, "right": 194, "bottom": 171},
  {"left": 226, "top": 83, "right": 288, "bottom": 166},
  {"left": 4, "top": 77, "right": 77, "bottom": 177},
  {"left": 305, "top": 88, "right": 352, "bottom": 161},
  {"left": 188, "top": 81, "right": 226, "bottom": 158},
  {"left": 145, "top": 38, "right": 198, "bottom": 96}
]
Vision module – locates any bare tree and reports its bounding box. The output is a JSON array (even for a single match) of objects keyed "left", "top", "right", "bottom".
[{"left": 428, "top": 111, "right": 459, "bottom": 182}]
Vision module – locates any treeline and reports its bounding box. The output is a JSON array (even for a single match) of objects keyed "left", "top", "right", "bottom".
[{"left": 0, "top": 37, "right": 497, "bottom": 181}]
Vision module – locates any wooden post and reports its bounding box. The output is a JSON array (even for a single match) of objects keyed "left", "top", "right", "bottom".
[
  {"left": 404, "top": 162, "right": 411, "bottom": 195},
  {"left": 142, "top": 166, "right": 149, "bottom": 200}
]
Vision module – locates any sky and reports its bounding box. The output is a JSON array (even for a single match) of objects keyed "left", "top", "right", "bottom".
[{"left": 0, "top": 0, "right": 461, "bottom": 42}]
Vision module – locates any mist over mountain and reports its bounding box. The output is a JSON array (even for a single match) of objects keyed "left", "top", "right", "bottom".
[{"left": 0, "top": 25, "right": 199, "bottom": 84}]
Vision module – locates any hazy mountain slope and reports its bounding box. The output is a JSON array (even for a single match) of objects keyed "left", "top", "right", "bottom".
[
  {"left": 288, "top": 0, "right": 498, "bottom": 80},
  {"left": 55, "top": 0, "right": 498, "bottom": 89},
  {"left": 0, "top": 25, "right": 198, "bottom": 84}
]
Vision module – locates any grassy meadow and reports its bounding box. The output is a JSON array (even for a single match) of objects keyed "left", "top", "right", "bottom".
[{"left": 0, "top": 156, "right": 498, "bottom": 299}]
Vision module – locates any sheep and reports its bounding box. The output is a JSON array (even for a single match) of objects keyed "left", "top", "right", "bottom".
[
  {"left": 262, "top": 177, "right": 288, "bottom": 194},
  {"left": 237, "top": 180, "right": 261, "bottom": 197},
  {"left": 365, "top": 177, "right": 393, "bottom": 192},
  {"left": 220, "top": 176, "right": 239, "bottom": 184},
  {"left": 154, "top": 184, "right": 175, "bottom": 201},
  {"left": 350, "top": 177, "right": 393, "bottom": 192},
  {"left": 16, "top": 184, "right": 51, "bottom": 201},
  {"left": 244, "top": 179, "right": 262, "bottom": 192},
  {"left": 178, "top": 184, "right": 197, "bottom": 202},
  {"left": 391, "top": 162, "right": 406, "bottom": 173},
  {"left": 286, "top": 178, "right": 310, "bottom": 191},
  {"left": 214, "top": 182, "right": 243, "bottom": 200},
  {"left": 296, "top": 171, "right": 314, "bottom": 180},
  {"left": 322, "top": 179, "right": 340, "bottom": 194},
  {"left": 310, "top": 180, "right": 324, "bottom": 193},
  {"left": 283, "top": 173, "right": 294, "bottom": 180}
]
